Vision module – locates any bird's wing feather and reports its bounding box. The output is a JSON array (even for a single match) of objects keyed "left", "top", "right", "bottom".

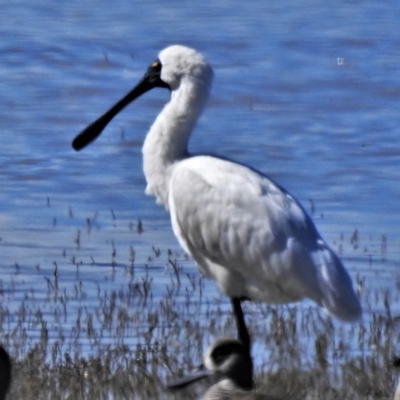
[
  {"left": 169, "top": 156, "right": 316, "bottom": 283},
  {"left": 168, "top": 156, "right": 361, "bottom": 321}
]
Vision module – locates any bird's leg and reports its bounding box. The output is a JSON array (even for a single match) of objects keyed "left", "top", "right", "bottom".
[
  {"left": 231, "top": 298, "right": 251, "bottom": 354},
  {"left": 231, "top": 298, "right": 253, "bottom": 385}
]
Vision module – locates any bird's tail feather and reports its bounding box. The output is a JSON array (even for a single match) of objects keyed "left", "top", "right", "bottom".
[{"left": 312, "top": 246, "right": 361, "bottom": 322}]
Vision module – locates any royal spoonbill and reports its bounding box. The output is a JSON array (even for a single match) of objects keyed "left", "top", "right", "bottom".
[
  {"left": 0, "top": 345, "right": 11, "bottom": 400},
  {"left": 72, "top": 45, "right": 362, "bottom": 351},
  {"left": 166, "top": 337, "right": 285, "bottom": 400}
]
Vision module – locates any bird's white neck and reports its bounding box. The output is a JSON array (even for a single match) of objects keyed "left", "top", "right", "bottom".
[{"left": 142, "top": 77, "right": 210, "bottom": 207}]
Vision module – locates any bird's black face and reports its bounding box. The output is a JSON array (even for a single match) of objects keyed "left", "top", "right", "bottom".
[
  {"left": 71, "top": 59, "right": 170, "bottom": 151},
  {"left": 143, "top": 59, "right": 170, "bottom": 89},
  {"left": 211, "top": 342, "right": 236, "bottom": 366}
]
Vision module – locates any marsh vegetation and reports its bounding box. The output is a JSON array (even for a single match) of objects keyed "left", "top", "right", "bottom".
[{"left": 0, "top": 209, "right": 399, "bottom": 399}]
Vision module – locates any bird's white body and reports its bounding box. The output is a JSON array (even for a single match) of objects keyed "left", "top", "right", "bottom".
[
  {"left": 170, "top": 157, "right": 329, "bottom": 303},
  {"left": 142, "top": 45, "right": 360, "bottom": 321}
]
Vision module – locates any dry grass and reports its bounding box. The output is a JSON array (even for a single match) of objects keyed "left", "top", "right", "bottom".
[{"left": 1, "top": 215, "right": 399, "bottom": 399}]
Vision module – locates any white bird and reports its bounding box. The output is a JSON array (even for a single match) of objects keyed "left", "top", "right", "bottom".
[
  {"left": 166, "top": 337, "right": 286, "bottom": 400},
  {"left": 72, "top": 45, "right": 362, "bottom": 350}
]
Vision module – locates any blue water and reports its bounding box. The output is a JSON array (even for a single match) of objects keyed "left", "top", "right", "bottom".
[{"left": 1, "top": 0, "right": 400, "bottom": 363}]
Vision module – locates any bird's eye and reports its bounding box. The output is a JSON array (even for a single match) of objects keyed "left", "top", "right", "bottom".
[
  {"left": 213, "top": 347, "right": 230, "bottom": 364},
  {"left": 214, "top": 352, "right": 225, "bottom": 364},
  {"left": 150, "top": 60, "right": 162, "bottom": 72}
]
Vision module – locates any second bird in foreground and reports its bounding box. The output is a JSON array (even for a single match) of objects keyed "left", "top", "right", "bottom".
[
  {"left": 72, "top": 45, "right": 362, "bottom": 348},
  {"left": 166, "top": 337, "right": 287, "bottom": 400}
]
